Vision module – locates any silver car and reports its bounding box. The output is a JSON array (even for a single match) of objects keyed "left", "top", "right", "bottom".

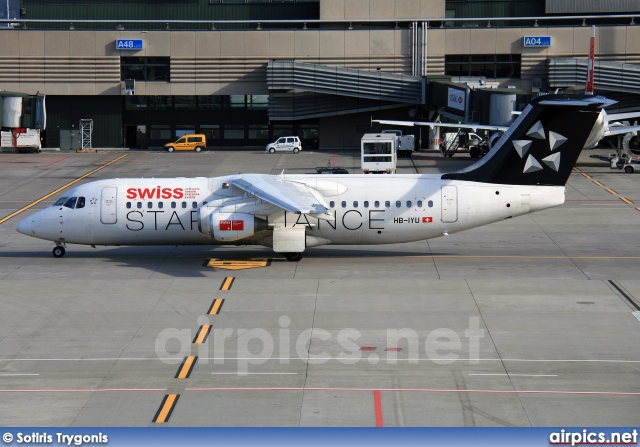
[{"left": 265, "top": 136, "right": 302, "bottom": 154}]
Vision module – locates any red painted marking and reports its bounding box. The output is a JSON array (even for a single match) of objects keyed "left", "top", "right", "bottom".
[
  {"left": 331, "top": 154, "right": 336, "bottom": 167},
  {"left": 385, "top": 348, "right": 402, "bottom": 352},
  {"left": 231, "top": 220, "right": 244, "bottom": 231},
  {"left": 360, "top": 347, "right": 376, "bottom": 351},
  {"left": 43, "top": 156, "right": 69, "bottom": 168},
  {"left": 373, "top": 390, "right": 383, "bottom": 427},
  {"left": 220, "top": 220, "right": 231, "bottom": 231},
  {"left": 422, "top": 217, "right": 433, "bottom": 223}
]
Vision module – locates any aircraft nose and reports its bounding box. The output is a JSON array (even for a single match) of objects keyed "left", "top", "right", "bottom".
[{"left": 15, "top": 217, "right": 32, "bottom": 236}]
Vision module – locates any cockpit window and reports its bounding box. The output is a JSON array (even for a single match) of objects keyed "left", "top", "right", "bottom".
[
  {"left": 54, "top": 197, "right": 69, "bottom": 206},
  {"left": 76, "top": 197, "right": 85, "bottom": 209},
  {"left": 63, "top": 197, "right": 77, "bottom": 209}
]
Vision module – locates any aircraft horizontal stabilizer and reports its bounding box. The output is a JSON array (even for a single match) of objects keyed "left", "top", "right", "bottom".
[{"left": 231, "top": 174, "right": 329, "bottom": 216}]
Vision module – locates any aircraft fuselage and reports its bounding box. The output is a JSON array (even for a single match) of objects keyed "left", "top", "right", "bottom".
[{"left": 18, "top": 175, "right": 565, "bottom": 248}]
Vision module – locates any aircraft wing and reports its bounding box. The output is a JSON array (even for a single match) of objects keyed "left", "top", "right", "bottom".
[
  {"left": 604, "top": 124, "right": 640, "bottom": 137},
  {"left": 230, "top": 174, "right": 334, "bottom": 220},
  {"left": 604, "top": 111, "right": 640, "bottom": 123},
  {"left": 372, "top": 119, "right": 509, "bottom": 133}
]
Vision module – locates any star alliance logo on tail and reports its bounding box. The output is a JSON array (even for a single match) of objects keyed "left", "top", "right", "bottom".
[{"left": 514, "top": 121, "right": 568, "bottom": 174}]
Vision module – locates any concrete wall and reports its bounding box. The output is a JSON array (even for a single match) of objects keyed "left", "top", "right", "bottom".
[
  {"left": 0, "top": 28, "right": 411, "bottom": 96},
  {"left": 2, "top": 25, "right": 639, "bottom": 96}
]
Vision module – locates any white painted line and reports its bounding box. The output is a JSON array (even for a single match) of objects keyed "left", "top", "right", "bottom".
[
  {"left": 0, "top": 374, "right": 39, "bottom": 376},
  {"left": 633, "top": 312, "right": 640, "bottom": 323},
  {"left": 211, "top": 372, "right": 297, "bottom": 375},
  {"left": 2, "top": 357, "right": 640, "bottom": 364},
  {"left": 469, "top": 374, "right": 557, "bottom": 377},
  {"left": 185, "top": 386, "right": 640, "bottom": 396}
]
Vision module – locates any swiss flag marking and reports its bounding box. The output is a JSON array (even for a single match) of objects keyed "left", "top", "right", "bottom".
[
  {"left": 220, "top": 220, "right": 231, "bottom": 231},
  {"left": 422, "top": 217, "right": 433, "bottom": 223},
  {"left": 231, "top": 220, "right": 244, "bottom": 231}
]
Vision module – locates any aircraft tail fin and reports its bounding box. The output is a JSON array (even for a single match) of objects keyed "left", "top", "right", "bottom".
[
  {"left": 441, "top": 94, "right": 613, "bottom": 186},
  {"left": 585, "top": 25, "right": 596, "bottom": 95}
]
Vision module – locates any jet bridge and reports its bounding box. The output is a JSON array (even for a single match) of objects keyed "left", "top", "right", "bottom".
[{"left": 549, "top": 58, "right": 640, "bottom": 96}]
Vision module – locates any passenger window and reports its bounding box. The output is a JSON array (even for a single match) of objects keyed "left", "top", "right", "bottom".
[
  {"left": 192, "top": 201, "right": 197, "bottom": 209},
  {"left": 54, "top": 197, "right": 68, "bottom": 206},
  {"left": 63, "top": 197, "right": 77, "bottom": 209},
  {"left": 137, "top": 202, "right": 142, "bottom": 209},
  {"left": 428, "top": 200, "right": 433, "bottom": 207},
  {"left": 330, "top": 201, "right": 335, "bottom": 208},
  {"left": 385, "top": 201, "right": 390, "bottom": 208},
  {"left": 396, "top": 201, "right": 401, "bottom": 208},
  {"left": 375, "top": 201, "right": 380, "bottom": 208},
  {"left": 148, "top": 202, "right": 153, "bottom": 209},
  {"left": 76, "top": 197, "right": 85, "bottom": 209},
  {"left": 406, "top": 201, "right": 412, "bottom": 208},
  {"left": 171, "top": 202, "right": 176, "bottom": 209},
  {"left": 158, "top": 202, "right": 164, "bottom": 209},
  {"left": 364, "top": 201, "right": 369, "bottom": 208},
  {"left": 341, "top": 201, "right": 346, "bottom": 208},
  {"left": 287, "top": 138, "right": 294, "bottom": 143},
  {"left": 353, "top": 201, "right": 358, "bottom": 208},
  {"left": 417, "top": 200, "right": 423, "bottom": 207},
  {"left": 182, "top": 202, "right": 187, "bottom": 208},
  {"left": 177, "top": 137, "right": 186, "bottom": 144},
  {"left": 126, "top": 202, "right": 132, "bottom": 209}
]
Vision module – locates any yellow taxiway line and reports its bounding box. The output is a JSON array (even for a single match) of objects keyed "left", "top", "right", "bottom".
[{"left": 0, "top": 154, "right": 128, "bottom": 224}]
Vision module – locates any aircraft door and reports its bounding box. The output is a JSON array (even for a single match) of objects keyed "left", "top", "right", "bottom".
[
  {"left": 441, "top": 185, "right": 458, "bottom": 223},
  {"left": 100, "top": 187, "right": 118, "bottom": 224}
]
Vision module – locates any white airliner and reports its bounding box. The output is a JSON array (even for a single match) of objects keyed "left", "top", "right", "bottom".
[{"left": 16, "top": 95, "right": 608, "bottom": 261}]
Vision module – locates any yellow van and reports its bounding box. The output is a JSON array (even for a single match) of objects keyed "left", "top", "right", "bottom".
[{"left": 164, "top": 134, "right": 207, "bottom": 152}]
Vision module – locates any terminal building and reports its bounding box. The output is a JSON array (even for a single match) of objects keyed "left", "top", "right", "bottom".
[{"left": 1, "top": 0, "right": 640, "bottom": 149}]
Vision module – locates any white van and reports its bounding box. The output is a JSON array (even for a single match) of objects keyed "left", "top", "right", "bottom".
[{"left": 265, "top": 136, "right": 302, "bottom": 153}]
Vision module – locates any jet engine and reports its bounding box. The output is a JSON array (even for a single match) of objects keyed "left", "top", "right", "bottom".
[{"left": 198, "top": 208, "right": 267, "bottom": 242}]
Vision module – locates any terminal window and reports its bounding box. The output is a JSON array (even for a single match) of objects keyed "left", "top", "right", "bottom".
[
  {"left": 445, "top": 54, "right": 521, "bottom": 79},
  {"left": 121, "top": 57, "right": 170, "bottom": 82},
  {"left": 209, "top": 1, "right": 317, "bottom": 3}
]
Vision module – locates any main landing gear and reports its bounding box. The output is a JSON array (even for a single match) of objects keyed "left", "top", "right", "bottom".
[
  {"left": 52, "top": 243, "right": 66, "bottom": 258},
  {"left": 284, "top": 252, "right": 303, "bottom": 262}
]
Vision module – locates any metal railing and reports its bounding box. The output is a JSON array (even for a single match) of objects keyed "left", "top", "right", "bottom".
[{"left": 0, "top": 14, "right": 638, "bottom": 31}]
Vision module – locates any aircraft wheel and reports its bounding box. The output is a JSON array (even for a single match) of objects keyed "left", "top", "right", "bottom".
[
  {"left": 167, "top": 147, "right": 174, "bottom": 152},
  {"left": 52, "top": 246, "right": 65, "bottom": 258},
  {"left": 195, "top": 146, "right": 202, "bottom": 152},
  {"left": 284, "top": 252, "right": 303, "bottom": 262},
  {"left": 624, "top": 165, "right": 635, "bottom": 173}
]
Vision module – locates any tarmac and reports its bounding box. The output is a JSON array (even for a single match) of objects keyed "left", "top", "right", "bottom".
[{"left": 0, "top": 147, "right": 639, "bottom": 426}]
